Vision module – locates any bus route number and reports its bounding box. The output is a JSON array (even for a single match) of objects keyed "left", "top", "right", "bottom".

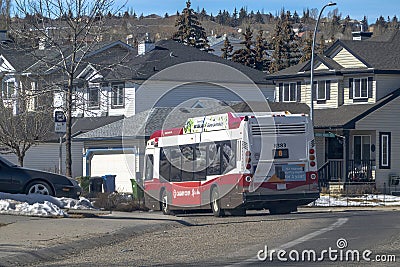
[{"left": 274, "top": 143, "right": 287, "bottom": 149}]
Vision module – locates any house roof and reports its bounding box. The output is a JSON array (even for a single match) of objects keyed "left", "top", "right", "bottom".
[
  {"left": 267, "top": 29, "right": 400, "bottom": 79},
  {"left": 126, "top": 39, "right": 270, "bottom": 85},
  {"left": 209, "top": 36, "right": 245, "bottom": 57},
  {"left": 0, "top": 44, "right": 38, "bottom": 72},
  {"left": 314, "top": 88, "right": 400, "bottom": 129},
  {"left": 44, "top": 115, "right": 124, "bottom": 142},
  {"left": 74, "top": 101, "right": 311, "bottom": 141}
]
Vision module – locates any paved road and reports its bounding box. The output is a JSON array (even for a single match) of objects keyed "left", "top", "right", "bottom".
[
  {"left": 0, "top": 211, "right": 189, "bottom": 267},
  {"left": 2, "top": 207, "right": 395, "bottom": 267}
]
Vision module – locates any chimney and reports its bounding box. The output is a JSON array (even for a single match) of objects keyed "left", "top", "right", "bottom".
[
  {"left": 138, "top": 33, "right": 155, "bottom": 55},
  {"left": 352, "top": 22, "right": 373, "bottom": 40}
]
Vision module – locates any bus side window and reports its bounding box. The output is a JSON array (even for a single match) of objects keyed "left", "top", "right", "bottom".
[
  {"left": 159, "top": 148, "right": 170, "bottom": 182},
  {"left": 194, "top": 143, "right": 207, "bottom": 180},
  {"left": 221, "top": 141, "right": 236, "bottom": 174},
  {"left": 144, "top": 154, "right": 154, "bottom": 181},
  {"left": 207, "top": 142, "right": 221, "bottom": 175},
  {"left": 169, "top": 147, "right": 182, "bottom": 182},
  {"left": 180, "top": 144, "right": 194, "bottom": 181}
]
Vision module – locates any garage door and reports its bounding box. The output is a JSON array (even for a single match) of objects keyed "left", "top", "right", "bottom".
[{"left": 90, "top": 153, "right": 136, "bottom": 193}]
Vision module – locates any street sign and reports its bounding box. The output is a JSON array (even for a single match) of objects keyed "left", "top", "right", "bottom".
[
  {"left": 54, "top": 110, "right": 66, "bottom": 133},
  {"left": 315, "top": 132, "right": 336, "bottom": 138}
]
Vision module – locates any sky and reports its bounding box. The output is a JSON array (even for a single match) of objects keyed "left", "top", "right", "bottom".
[{"left": 117, "top": 0, "right": 399, "bottom": 23}]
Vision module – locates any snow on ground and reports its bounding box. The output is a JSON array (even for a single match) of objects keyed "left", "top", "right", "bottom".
[
  {"left": 0, "top": 192, "right": 96, "bottom": 217},
  {"left": 310, "top": 194, "right": 400, "bottom": 207}
]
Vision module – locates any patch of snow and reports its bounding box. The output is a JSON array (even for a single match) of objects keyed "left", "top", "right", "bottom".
[
  {"left": 0, "top": 199, "right": 65, "bottom": 217},
  {"left": 309, "top": 194, "right": 400, "bottom": 207},
  {"left": 0, "top": 192, "right": 96, "bottom": 217}
]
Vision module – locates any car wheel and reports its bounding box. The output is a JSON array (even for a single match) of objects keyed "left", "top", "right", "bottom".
[
  {"left": 26, "top": 181, "right": 54, "bottom": 196},
  {"left": 211, "top": 187, "right": 224, "bottom": 217}
]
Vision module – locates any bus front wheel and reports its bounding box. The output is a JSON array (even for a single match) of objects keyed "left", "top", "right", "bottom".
[
  {"left": 211, "top": 187, "right": 224, "bottom": 217},
  {"left": 161, "top": 190, "right": 173, "bottom": 215}
]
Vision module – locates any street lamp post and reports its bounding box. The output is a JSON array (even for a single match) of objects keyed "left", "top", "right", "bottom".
[{"left": 310, "top": 2, "right": 337, "bottom": 122}]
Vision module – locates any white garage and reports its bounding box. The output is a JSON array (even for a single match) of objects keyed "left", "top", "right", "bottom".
[{"left": 87, "top": 149, "right": 137, "bottom": 193}]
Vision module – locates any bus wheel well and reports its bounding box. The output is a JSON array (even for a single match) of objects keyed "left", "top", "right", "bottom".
[{"left": 159, "top": 187, "right": 166, "bottom": 211}]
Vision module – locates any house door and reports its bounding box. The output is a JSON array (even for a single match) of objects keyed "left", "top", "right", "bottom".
[
  {"left": 326, "top": 137, "right": 343, "bottom": 161},
  {"left": 353, "top": 135, "right": 370, "bottom": 165}
]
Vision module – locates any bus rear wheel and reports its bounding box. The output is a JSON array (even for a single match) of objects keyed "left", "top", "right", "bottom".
[
  {"left": 161, "top": 190, "right": 173, "bottom": 215},
  {"left": 211, "top": 187, "right": 224, "bottom": 217}
]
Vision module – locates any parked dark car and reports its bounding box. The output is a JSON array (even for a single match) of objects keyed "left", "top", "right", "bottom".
[{"left": 0, "top": 156, "right": 82, "bottom": 199}]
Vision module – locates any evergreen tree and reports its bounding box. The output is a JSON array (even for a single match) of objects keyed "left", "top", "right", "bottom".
[
  {"left": 231, "top": 8, "right": 238, "bottom": 27},
  {"left": 199, "top": 8, "right": 207, "bottom": 20},
  {"left": 254, "top": 30, "right": 269, "bottom": 71},
  {"left": 164, "top": 12, "right": 169, "bottom": 18},
  {"left": 255, "top": 10, "right": 264, "bottom": 23},
  {"left": 318, "top": 33, "right": 326, "bottom": 54},
  {"left": 300, "top": 31, "right": 312, "bottom": 63},
  {"left": 221, "top": 36, "right": 233, "bottom": 60},
  {"left": 269, "top": 13, "right": 300, "bottom": 72},
  {"left": 231, "top": 26, "right": 255, "bottom": 68},
  {"left": 238, "top": 7, "right": 247, "bottom": 24},
  {"left": 173, "top": 0, "right": 212, "bottom": 51},
  {"left": 360, "top": 16, "right": 368, "bottom": 31},
  {"left": 293, "top": 11, "right": 300, "bottom": 23}
]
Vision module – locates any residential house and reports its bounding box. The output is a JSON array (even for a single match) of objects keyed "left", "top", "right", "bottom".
[{"left": 267, "top": 30, "right": 400, "bottom": 192}]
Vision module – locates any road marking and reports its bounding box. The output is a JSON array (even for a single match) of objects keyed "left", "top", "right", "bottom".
[{"left": 226, "top": 217, "right": 348, "bottom": 266}]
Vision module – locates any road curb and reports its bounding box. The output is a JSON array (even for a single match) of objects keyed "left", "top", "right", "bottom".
[{"left": 0, "top": 215, "right": 191, "bottom": 267}]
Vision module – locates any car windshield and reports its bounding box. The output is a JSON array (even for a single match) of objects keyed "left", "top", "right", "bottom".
[{"left": 0, "top": 156, "right": 18, "bottom": 167}]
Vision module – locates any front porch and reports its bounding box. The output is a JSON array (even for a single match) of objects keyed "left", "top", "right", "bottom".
[{"left": 318, "top": 159, "right": 376, "bottom": 189}]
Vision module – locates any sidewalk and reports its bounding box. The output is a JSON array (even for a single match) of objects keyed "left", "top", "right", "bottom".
[{"left": 0, "top": 211, "right": 190, "bottom": 267}]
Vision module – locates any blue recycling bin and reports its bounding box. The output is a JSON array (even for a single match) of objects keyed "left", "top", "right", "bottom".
[{"left": 102, "top": 175, "right": 116, "bottom": 193}]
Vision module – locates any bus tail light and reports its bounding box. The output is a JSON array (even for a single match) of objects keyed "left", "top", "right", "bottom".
[
  {"left": 309, "top": 148, "right": 316, "bottom": 167},
  {"left": 245, "top": 151, "right": 252, "bottom": 170}
]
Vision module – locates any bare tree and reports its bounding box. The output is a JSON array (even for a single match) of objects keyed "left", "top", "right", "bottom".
[
  {"left": 9, "top": 0, "right": 125, "bottom": 177},
  {"left": 0, "top": 98, "right": 53, "bottom": 166}
]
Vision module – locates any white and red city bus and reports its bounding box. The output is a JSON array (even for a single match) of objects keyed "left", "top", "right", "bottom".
[{"left": 143, "top": 112, "right": 319, "bottom": 216}]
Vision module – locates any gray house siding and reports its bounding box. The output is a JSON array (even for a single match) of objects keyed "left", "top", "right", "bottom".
[
  {"left": 356, "top": 97, "right": 400, "bottom": 189},
  {"left": 1, "top": 142, "right": 84, "bottom": 178},
  {"left": 375, "top": 74, "right": 400, "bottom": 101}
]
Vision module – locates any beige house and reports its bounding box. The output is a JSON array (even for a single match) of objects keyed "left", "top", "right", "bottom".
[{"left": 267, "top": 30, "right": 400, "bottom": 192}]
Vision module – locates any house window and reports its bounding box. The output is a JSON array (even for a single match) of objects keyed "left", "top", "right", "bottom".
[
  {"left": 350, "top": 77, "right": 373, "bottom": 100},
  {"left": 379, "top": 132, "right": 391, "bottom": 169},
  {"left": 314, "top": 80, "right": 331, "bottom": 101},
  {"left": 353, "top": 135, "right": 371, "bottom": 165},
  {"left": 2, "top": 81, "right": 15, "bottom": 99},
  {"left": 111, "top": 83, "right": 124, "bottom": 108},
  {"left": 88, "top": 87, "right": 100, "bottom": 108},
  {"left": 279, "top": 82, "right": 301, "bottom": 102}
]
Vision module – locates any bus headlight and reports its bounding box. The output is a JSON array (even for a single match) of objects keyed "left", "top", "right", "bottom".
[{"left": 310, "top": 173, "right": 317, "bottom": 180}]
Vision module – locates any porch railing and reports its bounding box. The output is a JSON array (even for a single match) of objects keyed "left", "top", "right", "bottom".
[
  {"left": 347, "top": 160, "right": 375, "bottom": 182},
  {"left": 318, "top": 159, "right": 375, "bottom": 186},
  {"left": 318, "top": 159, "right": 344, "bottom": 187}
]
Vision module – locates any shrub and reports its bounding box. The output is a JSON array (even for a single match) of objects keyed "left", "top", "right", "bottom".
[
  {"left": 91, "top": 192, "right": 148, "bottom": 212},
  {"left": 76, "top": 176, "right": 90, "bottom": 194}
]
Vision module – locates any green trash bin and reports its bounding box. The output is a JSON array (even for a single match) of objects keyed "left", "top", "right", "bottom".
[{"left": 131, "top": 179, "right": 144, "bottom": 200}]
